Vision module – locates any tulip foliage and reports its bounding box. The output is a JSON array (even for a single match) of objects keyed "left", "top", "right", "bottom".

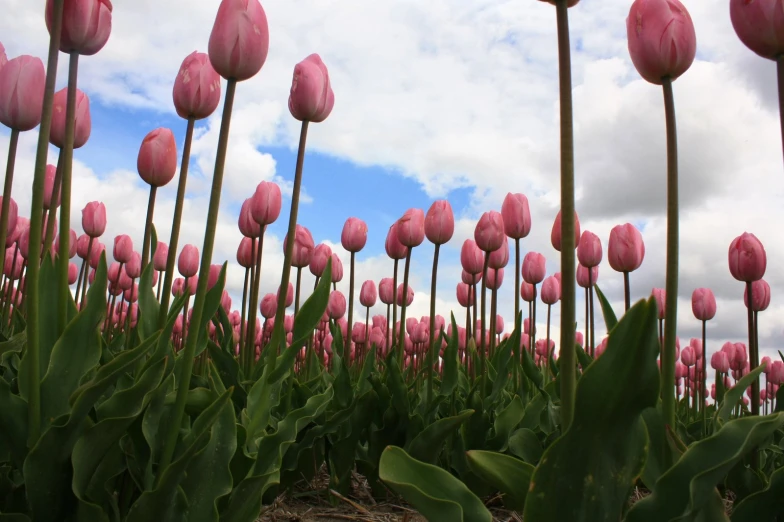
[{"left": 4, "top": 0, "right": 784, "bottom": 521}]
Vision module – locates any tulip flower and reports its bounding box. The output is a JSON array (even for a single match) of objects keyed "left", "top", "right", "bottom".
[
  {"left": 340, "top": 217, "right": 368, "bottom": 367},
  {"left": 45, "top": 0, "right": 113, "bottom": 55},
  {"left": 288, "top": 54, "right": 335, "bottom": 123},
  {"left": 394, "top": 209, "right": 425, "bottom": 363},
  {"left": 501, "top": 192, "right": 531, "bottom": 337},
  {"left": 608, "top": 223, "right": 645, "bottom": 311},
  {"left": 691, "top": 286, "right": 716, "bottom": 435},
  {"left": 360, "top": 279, "right": 377, "bottom": 349},
  {"left": 284, "top": 224, "right": 315, "bottom": 316}
]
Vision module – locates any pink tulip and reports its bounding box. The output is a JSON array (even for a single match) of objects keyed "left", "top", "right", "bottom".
[
  {"left": 76, "top": 234, "right": 90, "bottom": 259},
  {"left": 309, "top": 244, "right": 332, "bottom": 277},
  {"left": 521, "top": 282, "right": 535, "bottom": 302},
  {"left": 67, "top": 262, "right": 79, "bottom": 285},
  {"left": 396, "top": 284, "right": 414, "bottom": 306},
  {"left": 522, "top": 252, "right": 546, "bottom": 285},
  {"left": 288, "top": 54, "right": 334, "bottom": 122},
  {"left": 178, "top": 244, "right": 199, "bottom": 278},
  {"left": 488, "top": 240, "right": 510, "bottom": 270},
  {"left": 43, "top": 164, "right": 60, "bottom": 210},
  {"left": 88, "top": 241, "right": 104, "bottom": 268},
  {"left": 608, "top": 223, "right": 645, "bottom": 273},
  {"left": 501, "top": 193, "right": 532, "bottom": 239},
  {"left": 711, "top": 351, "right": 730, "bottom": 373},
  {"left": 369, "top": 326, "right": 386, "bottom": 350},
  {"left": 770, "top": 361, "right": 784, "bottom": 384},
  {"left": 125, "top": 252, "right": 142, "bottom": 279},
  {"left": 330, "top": 253, "right": 343, "bottom": 283},
  {"left": 397, "top": 208, "right": 426, "bottom": 248},
  {"left": 207, "top": 264, "right": 222, "bottom": 290},
  {"left": 691, "top": 288, "right": 716, "bottom": 321},
  {"left": 360, "top": 280, "right": 377, "bottom": 308},
  {"left": 385, "top": 222, "right": 409, "bottom": 260},
  {"left": 575, "top": 331, "right": 584, "bottom": 347},
  {"left": 456, "top": 283, "right": 473, "bottom": 308},
  {"left": 474, "top": 211, "right": 505, "bottom": 252},
  {"left": 681, "top": 346, "right": 696, "bottom": 366},
  {"left": 626, "top": 0, "right": 696, "bottom": 85},
  {"left": 153, "top": 242, "right": 168, "bottom": 272},
  {"left": 81, "top": 201, "right": 106, "bottom": 238},
  {"left": 0, "top": 42, "right": 6, "bottom": 70},
  {"left": 728, "top": 232, "right": 767, "bottom": 282},
  {"left": 551, "top": 210, "right": 580, "bottom": 252},
  {"left": 651, "top": 288, "right": 666, "bottom": 319},
  {"left": 284, "top": 224, "right": 315, "bottom": 268},
  {"left": 50, "top": 87, "right": 91, "bottom": 148},
  {"left": 45, "top": 0, "right": 112, "bottom": 55},
  {"left": 577, "top": 230, "right": 602, "bottom": 268},
  {"left": 113, "top": 235, "right": 133, "bottom": 264},
  {"left": 762, "top": 356, "right": 772, "bottom": 374},
  {"left": 238, "top": 199, "right": 262, "bottom": 238},
  {"left": 462, "top": 270, "right": 481, "bottom": 285},
  {"left": 486, "top": 268, "right": 504, "bottom": 291},
  {"left": 379, "top": 278, "right": 395, "bottom": 305},
  {"left": 260, "top": 293, "right": 277, "bottom": 319},
  {"left": 208, "top": 0, "right": 269, "bottom": 82},
  {"left": 0, "top": 197, "right": 17, "bottom": 239},
  {"left": 236, "top": 237, "right": 255, "bottom": 268},
  {"left": 461, "top": 239, "right": 485, "bottom": 275},
  {"left": 541, "top": 276, "right": 560, "bottom": 305},
  {"left": 327, "top": 291, "right": 346, "bottom": 319},
  {"left": 173, "top": 51, "right": 221, "bottom": 120},
  {"left": 137, "top": 128, "right": 178, "bottom": 187},
  {"left": 744, "top": 279, "right": 771, "bottom": 312},
  {"left": 576, "top": 264, "right": 598, "bottom": 288},
  {"left": 55, "top": 229, "right": 77, "bottom": 259},
  {"left": 425, "top": 200, "right": 454, "bottom": 245},
  {"left": 341, "top": 217, "right": 368, "bottom": 252},
  {"left": 0, "top": 55, "right": 45, "bottom": 131},
  {"left": 278, "top": 282, "right": 294, "bottom": 308},
  {"left": 730, "top": 0, "right": 784, "bottom": 60},
  {"left": 251, "top": 181, "right": 282, "bottom": 226}
]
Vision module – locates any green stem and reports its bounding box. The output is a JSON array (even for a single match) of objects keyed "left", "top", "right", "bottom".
[
  {"left": 269, "top": 120, "right": 310, "bottom": 369},
  {"left": 158, "top": 79, "right": 236, "bottom": 477},
  {"left": 701, "top": 319, "right": 707, "bottom": 437},
  {"left": 398, "top": 250, "right": 412, "bottom": 367},
  {"left": 141, "top": 186, "right": 157, "bottom": 271},
  {"left": 480, "top": 255, "right": 489, "bottom": 396},
  {"left": 25, "top": 0, "right": 64, "bottom": 447},
  {"left": 238, "top": 267, "right": 249, "bottom": 364},
  {"left": 158, "top": 117, "right": 195, "bottom": 327},
  {"left": 427, "top": 243, "right": 440, "bottom": 406},
  {"left": 623, "top": 271, "right": 631, "bottom": 312},
  {"left": 294, "top": 266, "right": 302, "bottom": 317},
  {"left": 589, "top": 273, "right": 595, "bottom": 354},
  {"left": 347, "top": 251, "right": 355, "bottom": 367},
  {"left": 56, "top": 51, "right": 80, "bottom": 336},
  {"left": 43, "top": 150, "right": 63, "bottom": 252},
  {"left": 545, "top": 304, "right": 551, "bottom": 378},
  {"left": 660, "top": 77, "right": 679, "bottom": 432},
  {"left": 246, "top": 234, "right": 264, "bottom": 374},
  {"left": 77, "top": 237, "right": 93, "bottom": 307},
  {"left": 391, "top": 259, "right": 398, "bottom": 350},
  {"left": 556, "top": 0, "right": 576, "bottom": 430},
  {"left": 747, "top": 282, "right": 759, "bottom": 417},
  {"left": 0, "top": 130, "right": 20, "bottom": 261}
]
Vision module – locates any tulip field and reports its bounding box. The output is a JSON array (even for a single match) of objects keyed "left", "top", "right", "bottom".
[{"left": 2, "top": 0, "right": 784, "bottom": 521}]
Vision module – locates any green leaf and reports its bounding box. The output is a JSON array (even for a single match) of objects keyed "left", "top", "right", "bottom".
[
  {"left": 38, "top": 254, "right": 107, "bottom": 432},
  {"left": 640, "top": 406, "right": 668, "bottom": 490},
  {"left": 137, "top": 243, "right": 161, "bottom": 341},
  {"left": 0, "top": 331, "right": 25, "bottom": 359},
  {"left": 487, "top": 396, "right": 525, "bottom": 452},
  {"left": 594, "top": 285, "right": 617, "bottom": 332},
  {"left": 508, "top": 428, "right": 543, "bottom": 465},
  {"left": 379, "top": 446, "right": 492, "bottom": 522},
  {"left": 356, "top": 343, "right": 376, "bottom": 395},
  {"left": 406, "top": 409, "right": 474, "bottom": 464},
  {"left": 0, "top": 378, "right": 27, "bottom": 469},
  {"left": 23, "top": 332, "right": 158, "bottom": 522},
  {"left": 440, "top": 313, "right": 460, "bottom": 397},
  {"left": 575, "top": 343, "right": 593, "bottom": 371},
  {"left": 731, "top": 466, "right": 784, "bottom": 522},
  {"left": 466, "top": 450, "right": 534, "bottom": 512},
  {"left": 716, "top": 364, "right": 766, "bottom": 427},
  {"left": 195, "top": 264, "right": 227, "bottom": 358},
  {"left": 523, "top": 297, "right": 660, "bottom": 522},
  {"left": 626, "top": 413, "right": 784, "bottom": 521},
  {"left": 220, "top": 387, "right": 333, "bottom": 522}
]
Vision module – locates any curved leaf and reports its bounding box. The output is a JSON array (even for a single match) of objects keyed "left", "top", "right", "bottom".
[
  {"left": 594, "top": 285, "right": 617, "bottom": 332},
  {"left": 466, "top": 450, "right": 534, "bottom": 512},
  {"left": 731, "top": 466, "right": 784, "bottom": 522},
  {"left": 488, "top": 396, "right": 525, "bottom": 452},
  {"left": 379, "top": 446, "right": 491, "bottom": 522},
  {"left": 407, "top": 409, "right": 474, "bottom": 464},
  {"left": 440, "top": 313, "right": 460, "bottom": 397},
  {"left": 508, "top": 428, "right": 543, "bottom": 465},
  {"left": 626, "top": 413, "right": 784, "bottom": 521},
  {"left": 523, "top": 297, "right": 660, "bottom": 522},
  {"left": 716, "top": 365, "right": 766, "bottom": 427}
]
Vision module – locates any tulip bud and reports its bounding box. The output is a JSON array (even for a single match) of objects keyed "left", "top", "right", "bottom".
[
  {"left": 744, "top": 279, "right": 771, "bottom": 312},
  {"left": 424, "top": 200, "right": 455, "bottom": 245},
  {"left": 46, "top": 0, "right": 113, "bottom": 55},
  {"left": 396, "top": 284, "right": 414, "bottom": 306},
  {"left": 43, "top": 164, "right": 60, "bottom": 210},
  {"left": 651, "top": 288, "right": 666, "bottom": 319},
  {"left": 522, "top": 252, "right": 546, "bottom": 285},
  {"left": 456, "top": 283, "right": 473, "bottom": 308},
  {"left": 288, "top": 54, "right": 335, "bottom": 122},
  {"left": 520, "top": 282, "right": 535, "bottom": 303},
  {"left": 474, "top": 211, "right": 505, "bottom": 253},
  {"left": 396, "top": 208, "right": 425, "bottom": 248},
  {"left": 173, "top": 51, "right": 221, "bottom": 120},
  {"left": 691, "top": 288, "right": 716, "bottom": 321},
  {"left": 576, "top": 263, "right": 598, "bottom": 288},
  {"left": 626, "top": 0, "right": 696, "bottom": 85},
  {"left": 360, "top": 280, "right": 377, "bottom": 308},
  {"left": 284, "top": 224, "right": 315, "bottom": 268},
  {"left": 113, "top": 234, "right": 133, "bottom": 264},
  {"left": 278, "top": 283, "right": 294, "bottom": 308},
  {"left": 462, "top": 269, "right": 481, "bottom": 285},
  {"left": 250, "top": 181, "right": 282, "bottom": 226},
  {"left": 487, "top": 240, "right": 510, "bottom": 270},
  {"left": 327, "top": 290, "right": 346, "bottom": 319},
  {"left": 551, "top": 210, "right": 580, "bottom": 252},
  {"left": 125, "top": 252, "right": 142, "bottom": 279},
  {"left": 330, "top": 254, "right": 344, "bottom": 283},
  {"left": 460, "top": 239, "right": 485, "bottom": 275},
  {"left": 208, "top": 0, "right": 269, "bottom": 82},
  {"left": 178, "top": 244, "right": 199, "bottom": 278},
  {"left": 0, "top": 196, "right": 17, "bottom": 239},
  {"left": 541, "top": 276, "right": 560, "bottom": 305},
  {"left": 341, "top": 217, "right": 368, "bottom": 252},
  {"left": 153, "top": 242, "right": 168, "bottom": 271},
  {"left": 379, "top": 278, "right": 394, "bottom": 305},
  {"left": 0, "top": 55, "right": 45, "bottom": 131},
  {"left": 207, "top": 264, "right": 222, "bottom": 290},
  {"left": 309, "top": 244, "right": 332, "bottom": 277},
  {"left": 711, "top": 351, "right": 730, "bottom": 373},
  {"left": 728, "top": 232, "right": 766, "bottom": 282},
  {"left": 137, "top": 128, "right": 178, "bottom": 187},
  {"left": 260, "top": 293, "right": 277, "bottom": 319},
  {"left": 486, "top": 268, "right": 504, "bottom": 291},
  {"left": 50, "top": 87, "right": 91, "bottom": 149},
  {"left": 608, "top": 223, "right": 645, "bottom": 273},
  {"left": 501, "top": 193, "right": 532, "bottom": 239},
  {"left": 82, "top": 201, "right": 107, "bottom": 237},
  {"left": 577, "top": 231, "right": 603, "bottom": 268}
]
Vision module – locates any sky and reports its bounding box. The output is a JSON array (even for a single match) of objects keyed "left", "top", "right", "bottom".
[{"left": 1, "top": 0, "right": 783, "bottom": 375}]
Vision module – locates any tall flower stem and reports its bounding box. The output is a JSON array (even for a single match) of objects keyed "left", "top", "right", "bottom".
[
  {"left": 746, "top": 282, "right": 759, "bottom": 416},
  {"left": 347, "top": 251, "right": 356, "bottom": 366},
  {"left": 701, "top": 319, "right": 707, "bottom": 436},
  {"left": 623, "top": 271, "right": 631, "bottom": 312},
  {"left": 238, "top": 267, "right": 250, "bottom": 361},
  {"left": 43, "top": 151, "right": 63, "bottom": 251},
  {"left": 588, "top": 271, "right": 595, "bottom": 354},
  {"left": 294, "top": 266, "right": 302, "bottom": 316},
  {"left": 77, "top": 236, "right": 94, "bottom": 306},
  {"left": 398, "top": 250, "right": 412, "bottom": 366},
  {"left": 490, "top": 288, "right": 497, "bottom": 355},
  {"left": 57, "top": 52, "right": 80, "bottom": 335},
  {"left": 514, "top": 238, "right": 521, "bottom": 382},
  {"left": 245, "top": 234, "right": 264, "bottom": 373},
  {"left": 158, "top": 117, "right": 195, "bottom": 327},
  {"left": 660, "top": 77, "right": 680, "bottom": 432},
  {"left": 140, "top": 186, "right": 157, "bottom": 270},
  {"left": 25, "top": 0, "right": 64, "bottom": 447},
  {"left": 427, "top": 243, "right": 440, "bottom": 406},
  {"left": 584, "top": 288, "right": 589, "bottom": 356},
  {"left": 479, "top": 255, "right": 489, "bottom": 396},
  {"left": 159, "top": 79, "right": 237, "bottom": 477},
  {"left": 0, "top": 129, "right": 20, "bottom": 260},
  {"left": 556, "top": 0, "right": 576, "bottom": 430},
  {"left": 270, "top": 120, "right": 310, "bottom": 372},
  {"left": 391, "top": 259, "right": 399, "bottom": 349},
  {"left": 545, "top": 303, "right": 552, "bottom": 377}
]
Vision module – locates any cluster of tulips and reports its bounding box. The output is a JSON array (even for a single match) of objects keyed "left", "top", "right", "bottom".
[{"left": 1, "top": 0, "right": 784, "bottom": 521}]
